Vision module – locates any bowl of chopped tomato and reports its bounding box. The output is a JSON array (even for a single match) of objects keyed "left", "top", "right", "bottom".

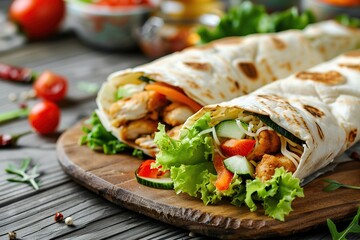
[
  {"left": 66, "top": 0, "right": 152, "bottom": 50},
  {"left": 302, "top": 0, "right": 360, "bottom": 20}
]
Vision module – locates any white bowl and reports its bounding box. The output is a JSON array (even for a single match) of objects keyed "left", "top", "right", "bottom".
[{"left": 66, "top": 1, "right": 151, "bottom": 50}]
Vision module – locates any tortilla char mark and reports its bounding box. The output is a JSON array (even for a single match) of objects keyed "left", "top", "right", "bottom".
[
  {"left": 185, "top": 79, "right": 200, "bottom": 89},
  {"left": 339, "top": 63, "right": 360, "bottom": 72},
  {"left": 348, "top": 129, "right": 358, "bottom": 143},
  {"left": 344, "top": 51, "right": 360, "bottom": 58},
  {"left": 315, "top": 122, "right": 324, "bottom": 140},
  {"left": 258, "top": 94, "right": 289, "bottom": 104},
  {"left": 295, "top": 71, "right": 346, "bottom": 85},
  {"left": 303, "top": 105, "right": 325, "bottom": 118},
  {"left": 226, "top": 76, "right": 241, "bottom": 93},
  {"left": 271, "top": 37, "right": 286, "bottom": 50},
  {"left": 238, "top": 62, "right": 258, "bottom": 80},
  {"left": 183, "top": 62, "right": 212, "bottom": 72}
]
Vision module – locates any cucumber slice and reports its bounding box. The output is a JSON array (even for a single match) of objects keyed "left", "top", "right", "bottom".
[
  {"left": 135, "top": 172, "right": 174, "bottom": 189},
  {"left": 215, "top": 120, "right": 248, "bottom": 139},
  {"left": 255, "top": 114, "right": 305, "bottom": 146},
  {"left": 224, "top": 155, "right": 254, "bottom": 179}
]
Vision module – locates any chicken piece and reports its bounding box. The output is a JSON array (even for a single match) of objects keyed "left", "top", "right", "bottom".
[
  {"left": 135, "top": 135, "right": 157, "bottom": 149},
  {"left": 109, "top": 90, "right": 167, "bottom": 126},
  {"left": 247, "top": 130, "right": 281, "bottom": 161},
  {"left": 167, "top": 125, "right": 183, "bottom": 139},
  {"left": 120, "top": 119, "right": 158, "bottom": 140},
  {"left": 255, "top": 154, "right": 296, "bottom": 182},
  {"left": 163, "top": 102, "right": 195, "bottom": 126}
]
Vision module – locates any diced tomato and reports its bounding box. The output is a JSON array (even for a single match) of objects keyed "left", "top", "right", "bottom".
[
  {"left": 137, "top": 160, "right": 166, "bottom": 178},
  {"left": 213, "top": 154, "right": 234, "bottom": 191},
  {"left": 220, "top": 139, "right": 256, "bottom": 157}
]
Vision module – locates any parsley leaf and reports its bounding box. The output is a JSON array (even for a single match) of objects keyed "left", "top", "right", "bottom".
[
  {"left": 327, "top": 207, "right": 360, "bottom": 240},
  {"left": 5, "top": 158, "right": 40, "bottom": 190},
  {"left": 323, "top": 179, "right": 360, "bottom": 192}
]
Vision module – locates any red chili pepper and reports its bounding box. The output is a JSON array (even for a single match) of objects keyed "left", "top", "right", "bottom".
[
  {"left": 0, "top": 63, "right": 36, "bottom": 83},
  {"left": 0, "top": 131, "right": 32, "bottom": 148}
]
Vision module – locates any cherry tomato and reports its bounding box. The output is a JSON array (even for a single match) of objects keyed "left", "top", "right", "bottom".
[
  {"left": 33, "top": 71, "right": 68, "bottom": 102},
  {"left": 29, "top": 101, "right": 60, "bottom": 134},
  {"left": 9, "top": 0, "right": 66, "bottom": 40}
]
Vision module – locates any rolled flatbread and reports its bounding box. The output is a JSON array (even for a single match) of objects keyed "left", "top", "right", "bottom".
[
  {"left": 96, "top": 20, "right": 360, "bottom": 157},
  {"left": 153, "top": 51, "right": 360, "bottom": 220},
  {"left": 181, "top": 50, "right": 360, "bottom": 180}
]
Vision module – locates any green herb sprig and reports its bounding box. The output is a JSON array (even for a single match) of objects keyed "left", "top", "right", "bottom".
[
  {"left": 0, "top": 108, "right": 29, "bottom": 124},
  {"left": 327, "top": 207, "right": 360, "bottom": 240},
  {"left": 80, "top": 112, "right": 145, "bottom": 158},
  {"left": 323, "top": 179, "right": 360, "bottom": 192},
  {"left": 5, "top": 158, "right": 40, "bottom": 190}
]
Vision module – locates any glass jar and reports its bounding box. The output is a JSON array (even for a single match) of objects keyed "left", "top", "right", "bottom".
[{"left": 139, "top": 0, "right": 223, "bottom": 58}]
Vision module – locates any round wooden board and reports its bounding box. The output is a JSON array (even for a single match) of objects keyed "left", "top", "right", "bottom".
[{"left": 56, "top": 120, "right": 360, "bottom": 239}]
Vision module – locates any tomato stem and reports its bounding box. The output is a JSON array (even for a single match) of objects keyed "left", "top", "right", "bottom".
[{"left": 0, "top": 108, "right": 30, "bottom": 124}]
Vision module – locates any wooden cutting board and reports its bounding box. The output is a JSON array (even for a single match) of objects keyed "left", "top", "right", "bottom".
[{"left": 56, "top": 121, "right": 360, "bottom": 239}]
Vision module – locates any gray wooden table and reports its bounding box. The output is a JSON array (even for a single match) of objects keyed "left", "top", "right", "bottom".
[{"left": 0, "top": 11, "right": 357, "bottom": 240}]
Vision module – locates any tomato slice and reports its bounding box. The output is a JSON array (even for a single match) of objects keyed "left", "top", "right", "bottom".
[
  {"left": 220, "top": 139, "right": 256, "bottom": 157},
  {"left": 144, "top": 82, "right": 202, "bottom": 112},
  {"left": 213, "top": 154, "right": 234, "bottom": 191},
  {"left": 137, "top": 160, "right": 166, "bottom": 178}
]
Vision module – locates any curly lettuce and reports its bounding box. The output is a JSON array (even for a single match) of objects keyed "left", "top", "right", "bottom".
[
  {"left": 154, "top": 113, "right": 214, "bottom": 169},
  {"left": 245, "top": 167, "right": 304, "bottom": 221}
]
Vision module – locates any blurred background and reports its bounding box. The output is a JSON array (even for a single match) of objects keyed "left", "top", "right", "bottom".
[{"left": 0, "top": 0, "right": 359, "bottom": 58}]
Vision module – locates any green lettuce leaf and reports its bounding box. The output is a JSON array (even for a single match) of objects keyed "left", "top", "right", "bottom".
[
  {"left": 197, "top": 2, "right": 316, "bottom": 44},
  {"left": 245, "top": 167, "right": 304, "bottom": 221},
  {"left": 80, "top": 112, "right": 145, "bottom": 158},
  {"left": 171, "top": 163, "right": 244, "bottom": 205},
  {"left": 154, "top": 113, "right": 214, "bottom": 169}
]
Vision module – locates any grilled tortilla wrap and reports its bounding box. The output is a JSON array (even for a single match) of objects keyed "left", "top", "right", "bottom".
[
  {"left": 180, "top": 50, "right": 360, "bottom": 180},
  {"left": 96, "top": 20, "right": 360, "bottom": 157}
]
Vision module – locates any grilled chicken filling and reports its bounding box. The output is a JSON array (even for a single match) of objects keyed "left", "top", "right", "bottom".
[{"left": 109, "top": 86, "right": 196, "bottom": 149}]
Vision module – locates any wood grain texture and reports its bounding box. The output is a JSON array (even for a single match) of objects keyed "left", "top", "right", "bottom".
[{"left": 57, "top": 121, "right": 360, "bottom": 240}]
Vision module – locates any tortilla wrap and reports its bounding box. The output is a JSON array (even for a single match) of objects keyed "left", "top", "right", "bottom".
[
  {"left": 183, "top": 50, "right": 360, "bottom": 180},
  {"left": 96, "top": 20, "right": 360, "bottom": 157}
]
